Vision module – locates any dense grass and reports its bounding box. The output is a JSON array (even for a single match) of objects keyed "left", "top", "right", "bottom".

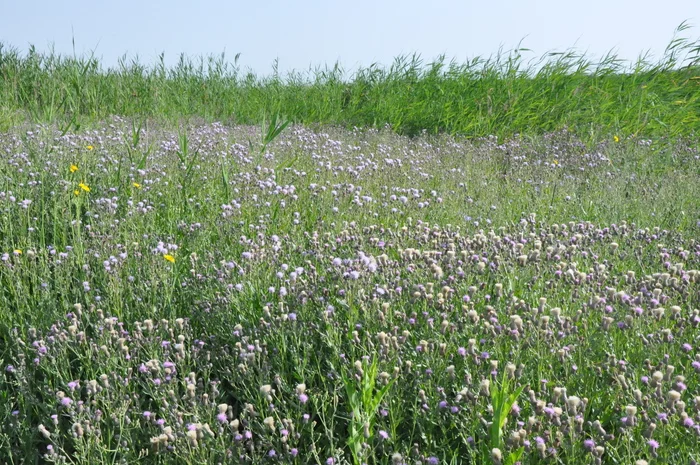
[
  {"left": 0, "top": 120, "right": 698, "bottom": 464},
  {"left": 1, "top": 23, "right": 700, "bottom": 465},
  {"left": 1, "top": 23, "right": 700, "bottom": 141}
]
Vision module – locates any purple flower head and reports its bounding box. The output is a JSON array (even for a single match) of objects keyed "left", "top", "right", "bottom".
[
  {"left": 583, "top": 439, "right": 595, "bottom": 451},
  {"left": 378, "top": 430, "right": 389, "bottom": 440},
  {"left": 216, "top": 413, "right": 227, "bottom": 423},
  {"left": 648, "top": 439, "right": 659, "bottom": 450}
]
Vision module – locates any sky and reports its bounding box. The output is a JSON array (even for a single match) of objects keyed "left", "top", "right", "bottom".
[{"left": 1, "top": 0, "right": 698, "bottom": 77}]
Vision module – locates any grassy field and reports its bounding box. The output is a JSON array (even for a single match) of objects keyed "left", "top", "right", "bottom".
[
  {"left": 1, "top": 22, "right": 700, "bottom": 141},
  {"left": 1, "top": 25, "right": 700, "bottom": 465}
]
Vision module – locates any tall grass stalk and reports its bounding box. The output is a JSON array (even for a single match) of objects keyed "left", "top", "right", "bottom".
[{"left": 1, "top": 23, "right": 699, "bottom": 140}]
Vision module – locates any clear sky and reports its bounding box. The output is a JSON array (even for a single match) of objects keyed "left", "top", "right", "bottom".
[{"left": 1, "top": 0, "right": 698, "bottom": 76}]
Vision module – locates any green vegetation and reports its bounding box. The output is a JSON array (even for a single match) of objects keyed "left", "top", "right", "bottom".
[
  {"left": 0, "top": 120, "right": 698, "bottom": 463},
  {"left": 0, "top": 21, "right": 699, "bottom": 465},
  {"left": 1, "top": 23, "right": 700, "bottom": 141}
]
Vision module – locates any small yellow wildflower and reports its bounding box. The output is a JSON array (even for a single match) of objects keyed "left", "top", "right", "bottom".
[
  {"left": 164, "top": 254, "right": 175, "bottom": 263},
  {"left": 613, "top": 135, "right": 620, "bottom": 143},
  {"left": 14, "top": 249, "right": 22, "bottom": 255},
  {"left": 133, "top": 182, "right": 141, "bottom": 189},
  {"left": 86, "top": 145, "right": 94, "bottom": 151},
  {"left": 74, "top": 190, "right": 80, "bottom": 196},
  {"left": 552, "top": 159, "right": 559, "bottom": 166},
  {"left": 78, "top": 182, "right": 91, "bottom": 192},
  {"left": 70, "top": 164, "right": 78, "bottom": 173}
]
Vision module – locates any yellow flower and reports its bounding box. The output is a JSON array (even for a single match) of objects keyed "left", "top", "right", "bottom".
[
  {"left": 13, "top": 249, "right": 22, "bottom": 255},
  {"left": 79, "top": 182, "right": 91, "bottom": 192},
  {"left": 74, "top": 190, "right": 80, "bottom": 196},
  {"left": 552, "top": 159, "right": 559, "bottom": 166},
  {"left": 70, "top": 164, "right": 78, "bottom": 173},
  {"left": 133, "top": 182, "right": 141, "bottom": 189},
  {"left": 613, "top": 135, "right": 620, "bottom": 143},
  {"left": 86, "top": 145, "right": 94, "bottom": 151},
  {"left": 164, "top": 254, "right": 175, "bottom": 263}
]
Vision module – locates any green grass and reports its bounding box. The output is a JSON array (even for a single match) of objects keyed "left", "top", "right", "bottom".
[
  {"left": 1, "top": 22, "right": 700, "bottom": 141},
  {"left": 0, "top": 24, "right": 699, "bottom": 465},
  {"left": 0, "top": 120, "right": 698, "bottom": 464}
]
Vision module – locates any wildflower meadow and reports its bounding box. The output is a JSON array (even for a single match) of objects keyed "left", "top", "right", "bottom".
[{"left": 1, "top": 25, "right": 700, "bottom": 465}]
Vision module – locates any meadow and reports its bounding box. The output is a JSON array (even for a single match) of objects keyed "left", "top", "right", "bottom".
[{"left": 1, "top": 25, "right": 700, "bottom": 465}]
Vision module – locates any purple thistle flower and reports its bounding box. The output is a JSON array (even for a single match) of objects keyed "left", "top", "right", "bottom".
[
  {"left": 648, "top": 439, "right": 659, "bottom": 450},
  {"left": 216, "top": 413, "right": 227, "bottom": 423},
  {"left": 378, "top": 430, "right": 389, "bottom": 440},
  {"left": 583, "top": 439, "right": 595, "bottom": 451}
]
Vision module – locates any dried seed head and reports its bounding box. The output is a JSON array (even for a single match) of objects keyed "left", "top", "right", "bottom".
[{"left": 566, "top": 396, "right": 581, "bottom": 414}]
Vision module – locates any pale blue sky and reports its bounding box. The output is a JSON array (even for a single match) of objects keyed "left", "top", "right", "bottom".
[{"left": 1, "top": 0, "right": 698, "bottom": 76}]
